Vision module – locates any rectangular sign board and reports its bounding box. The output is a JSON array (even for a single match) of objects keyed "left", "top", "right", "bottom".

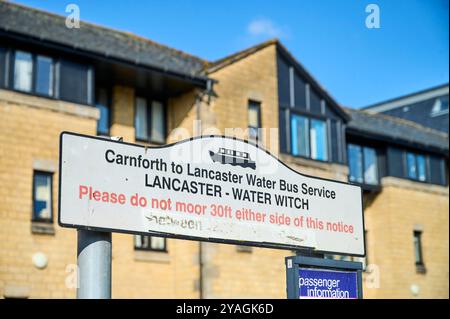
[
  {"left": 285, "top": 256, "right": 363, "bottom": 299},
  {"left": 298, "top": 268, "right": 358, "bottom": 299},
  {"left": 59, "top": 132, "right": 365, "bottom": 256}
]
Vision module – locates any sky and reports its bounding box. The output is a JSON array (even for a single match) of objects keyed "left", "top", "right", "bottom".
[{"left": 12, "top": 0, "right": 449, "bottom": 108}]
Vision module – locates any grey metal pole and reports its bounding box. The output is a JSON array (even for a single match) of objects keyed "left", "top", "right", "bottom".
[
  {"left": 75, "top": 136, "right": 121, "bottom": 299},
  {"left": 77, "top": 229, "right": 112, "bottom": 299}
]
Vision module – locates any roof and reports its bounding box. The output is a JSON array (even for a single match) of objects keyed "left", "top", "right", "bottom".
[
  {"left": 206, "top": 39, "right": 350, "bottom": 121},
  {"left": 362, "top": 83, "right": 449, "bottom": 113},
  {"left": 207, "top": 39, "right": 279, "bottom": 73},
  {"left": 0, "top": 1, "right": 209, "bottom": 82},
  {"left": 346, "top": 108, "right": 449, "bottom": 154},
  {"left": 1, "top": 2, "right": 447, "bottom": 154}
]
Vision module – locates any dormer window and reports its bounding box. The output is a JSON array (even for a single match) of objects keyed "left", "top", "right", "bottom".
[
  {"left": 2, "top": 47, "right": 93, "bottom": 104},
  {"left": 13, "top": 51, "right": 33, "bottom": 92},
  {"left": 277, "top": 51, "right": 345, "bottom": 164},
  {"left": 406, "top": 152, "right": 427, "bottom": 182},
  {"left": 290, "top": 114, "right": 328, "bottom": 161},
  {"left": 347, "top": 144, "right": 379, "bottom": 186},
  {"left": 430, "top": 97, "right": 449, "bottom": 117}
]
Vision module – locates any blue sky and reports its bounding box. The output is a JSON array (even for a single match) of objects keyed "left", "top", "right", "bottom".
[{"left": 13, "top": 0, "right": 449, "bottom": 108}]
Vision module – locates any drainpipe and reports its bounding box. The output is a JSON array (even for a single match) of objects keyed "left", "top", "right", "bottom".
[
  {"left": 197, "top": 88, "right": 204, "bottom": 298},
  {"left": 199, "top": 241, "right": 204, "bottom": 299},
  {"left": 197, "top": 78, "right": 213, "bottom": 299}
]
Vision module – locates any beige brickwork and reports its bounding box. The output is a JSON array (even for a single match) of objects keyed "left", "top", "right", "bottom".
[
  {"left": 0, "top": 41, "right": 448, "bottom": 299},
  {"left": 363, "top": 177, "right": 449, "bottom": 299},
  {"left": 0, "top": 90, "right": 96, "bottom": 298}
]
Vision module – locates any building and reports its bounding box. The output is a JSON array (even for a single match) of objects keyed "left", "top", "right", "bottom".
[
  {"left": 0, "top": 2, "right": 448, "bottom": 299},
  {"left": 345, "top": 108, "right": 448, "bottom": 298},
  {"left": 363, "top": 84, "right": 449, "bottom": 133}
]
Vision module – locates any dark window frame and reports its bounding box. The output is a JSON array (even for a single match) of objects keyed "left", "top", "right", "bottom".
[
  {"left": 288, "top": 108, "right": 330, "bottom": 163},
  {"left": 347, "top": 143, "right": 381, "bottom": 187},
  {"left": 58, "top": 58, "right": 92, "bottom": 105},
  {"left": 386, "top": 147, "right": 447, "bottom": 186},
  {"left": 248, "top": 100, "right": 262, "bottom": 142},
  {"left": 95, "top": 87, "right": 112, "bottom": 136},
  {"left": 11, "top": 50, "right": 57, "bottom": 99},
  {"left": 12, "top": 49, "right": 34, "bottom": 93},
  {"left": 134, "top": 96, "right": 167, "bottom": 145},
  {"left": 34, "top": 54, "right": 55, "bottom": 98},
  {"left": 134, "top": 235, "right": 167, "bottom": 252},
  {"left": 5, "top": 47, "right": 93, "bottom": 106},
  {"left": 404, "top": 151, "right": 429, "bottom": 183},
  {"left": 32, "top": 170, "right": 54, "bottom": 224},
  {"left": 413, "top": 230, "right": 425, "bottom": 267}
]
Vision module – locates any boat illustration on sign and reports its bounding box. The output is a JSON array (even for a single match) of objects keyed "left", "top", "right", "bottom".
[{"left": 209, "top": 148, "right": 256, "bottom": 170}]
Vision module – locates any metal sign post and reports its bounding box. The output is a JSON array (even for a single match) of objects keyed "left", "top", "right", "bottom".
[
  {"left": 75, "top": 136, "right": 121, "bottom": 299},
  {"left": 77, "top": 229, "right": 111, "bottom": 299}
]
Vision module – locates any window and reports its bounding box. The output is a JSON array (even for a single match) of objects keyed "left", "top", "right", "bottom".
[
  {"left": 414, "top": 231, "right": 424, "bottom": 266},
  {"left": 348, "top": 144, "right": 379, "bottom": 185},
  {"left": 429, "top": 155, "right": 446, "bottom": 185},
  {"left": 406, "top": 152, "right": 427, "bottom": 182},
  {"left": 416, "top": 155, "right": 426, "bottom": 182},
  {"left": 248, "top": 100, "right": 261, "bottom": 141},
  {"left": 291, "top": 115, "right": 309, "bottom": 157},
  {"left": 13, "top": 52, "right": 55, "bottom": 96},
  {"left": 151, "top": 101, "right": 165, "bottom": 143},
  {"left": 96, "top": 88, "right": 110, "bottom": 135},
  {"left": 348, "top": 144, "right": 363, "bottom": 183},
  {"left": 35, "top": 55, "right": 54, "bottom": 96},
  {"left": 364, "top": 147, "right": 378, "bottom": 185},
  {"left": 59, "top": 60, "right": 90, "bottom": 104},
  {"left": 291, "top": 114, "right": 328, "bottom": 161},
  {"left": 32, "top": 171, "right": 53, "bottom": 222},
  {"left": 310, "top": 119, "right": 328, "bottom": 161},
  {"left": 135, "top": 97, "right": 148, "bottom": 140},
  {"left": 4, "top": 48, "right": 95, "bottom": 104},
  {"left": 135, "top": 97, "right": 165, "bottom": 143},
  {"left": 14, "top": 51, "right": 33, "bottom": 92},
  {"left": 134, "top": 235, "right": 166, "bottom": 252},
  {"left": 431, "top": 97, "right": 449, "bottom": 117}
]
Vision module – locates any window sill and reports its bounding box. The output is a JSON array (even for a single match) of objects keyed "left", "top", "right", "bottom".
[
  {"left": 416, "top": 264, "right": 426, "bottom": 274},
  {"left": 236, "top": 245, "right": 253, "bottom": 253},
  {"left": 135, "top": 138, "right": 166, "bottom": 146},
  {"left": 0, "top": 89, "right": 99, "bottom": 120},
  {"left": 279, "top": 153, "right": 348, "bottom": 177},
  {"left": 348, "top": 180, "right": 381, "bottom": 193},
  {"left": 381, "top": 176, "right": 449, "bottom": 195},
  {"left": 31, "top": 221, "right": 55, "bottom": 235},
  {"left": 134, "top": 250, "right": 170, "bottom": 263},
  {"left": 282, "top": 152, "right": 330, "bottom": 164}
]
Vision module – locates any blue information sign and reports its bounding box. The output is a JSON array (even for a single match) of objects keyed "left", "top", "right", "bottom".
[{"left": 298, "top": 268, "right": 358, "bottom": 299}]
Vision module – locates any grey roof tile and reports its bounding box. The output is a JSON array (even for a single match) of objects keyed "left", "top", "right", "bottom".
[
  {"left": 346, "top": 108, "right": 449, "bottom": 152},
  {"left": 0, "top": 2, "right": 208, "bottom": 79}
]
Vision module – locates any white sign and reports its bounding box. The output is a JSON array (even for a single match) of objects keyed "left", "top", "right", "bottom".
[{"left": 59, "top": 132, "right": 365, "bottom": 256}]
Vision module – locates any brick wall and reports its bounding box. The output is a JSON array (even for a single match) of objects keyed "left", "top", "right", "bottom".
[
  {"left": 0, "top": 89, "right": 97, "bottom": 298},
  {"left": 0, "top": 43, "right": 448, "bottom": 299},
  {"left": 363, "top": 177, "right": 449, "bottom": 299}
]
